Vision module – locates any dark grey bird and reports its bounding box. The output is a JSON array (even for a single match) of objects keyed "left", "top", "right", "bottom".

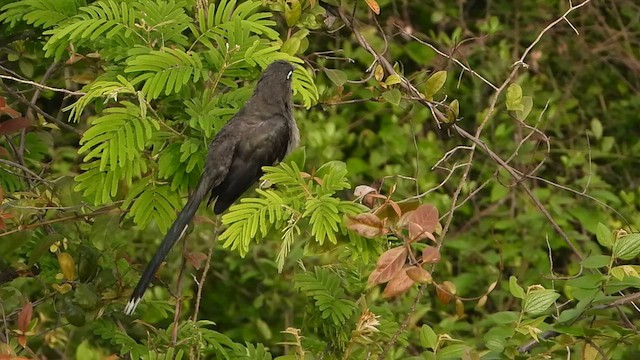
[{"left": 125, "top": 60, "right": 298, "bottom": 315}]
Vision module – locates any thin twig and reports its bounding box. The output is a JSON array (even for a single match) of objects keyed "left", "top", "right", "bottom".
[
  {"left": 0, "top": 74, "right": 85, "bottom": 96},
  {"left": 0, "top": 81, "right": 82, "bottom": 136}
]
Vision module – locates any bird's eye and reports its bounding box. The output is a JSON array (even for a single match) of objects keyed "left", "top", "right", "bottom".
[{"left": 286, "top": 70, "right": 293, "bottom": 80}]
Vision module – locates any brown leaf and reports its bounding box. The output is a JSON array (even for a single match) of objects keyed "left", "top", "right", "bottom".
[
  {"left": 436, "top": 281, "right": 457, "bottom": 305},
  {"left": 0, "top": 117, "right": 31, "bottom": 135},
  {"left": 421, "top": 246, "right": 441, "bottom": 264},
  {"left": 18, "top": 334, "right": 27, "bottom": 348},
  {"left": 18, "top": 302, "right": 32, "bottom": 333},
  {"left": 383, "top": 267, "right": 415, "bottom": 298},
  {"left": 185, "top": 251, "right": 208, "bottom": 270},
  {"left": 374, "top": 200, "right": 420, "bottom": 224},
  {"left": 400, "top": 204, "right": 439, "bottom": 242},
  {"left": 0, "top": 105, "right": 21, "bottom": 119},
  {"left": 388, "top": 200, "right": 402, "bottom": 218},
  {"left": 364, "top": 0, "right": 380, "bottom": 15},
  {"left": 346, "top": 213, "right": 387, "bottom": 238},
  {"left": 368, "top": 246, "right": 407, "bottom": 286},
  {"left": 0, "top": 97, "right": 5, "bottom": 108},
  {"left": 406, "top": 266, "right": 432, "bottom": 284}
]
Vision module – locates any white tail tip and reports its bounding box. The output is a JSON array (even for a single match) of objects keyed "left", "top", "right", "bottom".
[{"left": 124, "top": 297, "right": 142, "bottom": 315}]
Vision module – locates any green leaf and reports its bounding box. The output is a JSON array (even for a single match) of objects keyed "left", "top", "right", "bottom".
[
  {"left": 436, "top": 345, "right": 470, "bottom": 360},
  {"left": 281, "top": 37, "right": 301, "bottom": 55},
  {"left": 514, "top": 95, "right": 533, "bottom": 120},
  {"left": 596, "top": 223, "right": 613, "bottom": 248},
  {"left": 506, "top": 83, "right": 523, "bottom": 111},
  {"left": 523, "top": 289, "right": 559, "bottom": 315},
  {"left": 384, "top": 74, "right": 402, "bottom": 86},
  {"left": 613, "top": 234, "right": 640, "bottom": 260},
  {"left": 591, "top": 118, "right": 603, "bottom": 139},
  {"left": 419, "top": 324, "right": 437, "bottom": 350},
  {"left": 324, "top": 68, "right": 347, "bottom": 87},
  {"left": 424, "top": 70, "right": 447, "bottom": 99},
  {"left": 489, "top": 311, "right": 519, "bottom": 324},
  {"left": 581, "top": 255, "right": 610, "bottom": 269},
  {"left": 509, "top": 276, "right": 525, "bottom": 299},
  {"left": 283, "top": 0, "right": 301, "bottom": 27},
  {"left": 382, "top": 89, "right": 401, "bottom": 106}
]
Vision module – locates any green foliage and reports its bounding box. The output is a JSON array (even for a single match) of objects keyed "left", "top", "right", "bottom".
[
  {"left": 220, "top": 160, "right": 366, "bottom": 261},
  {"left": 294, "top": 267, "right": 356, "bottom": 326},
  {"left": 0, "top": 0, "right": 79, "bottom": 28}
]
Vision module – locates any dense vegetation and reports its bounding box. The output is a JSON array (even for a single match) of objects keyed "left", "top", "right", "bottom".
[{"left": 1, "top": 0, "right": 640, "bottom": 359}]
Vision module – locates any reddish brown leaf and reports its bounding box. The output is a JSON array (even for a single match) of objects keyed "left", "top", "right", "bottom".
[
  {"left": 0, "top": 105, "right": 21, "bottom": 119},
  {"left": 0, "top": 97, "right": 5, "bottom": 107},
  {"left": 18, "top": 334, "right": 26, "bottom": 348},
  {"left": 185, "top": 251, "right": 208, "bottom": 270},
  {"left": 422, "top": 246, "right": 441, "bottom": 264},
  {"left": 18, "top": 302, "right": 32, "bottom": 333},
  {"left": 383, "top": 267, "right": 415, "bottom": 298},
  {"left": 346, "top": 213, "right": 387, "bottom": 238},
  {"left": 368, "top": 246, "right": 407, "bottom": 286},
  {"left": 436, "top": 281, "right": 457, "bottom": 305},
  {"left": 406, "top": 266, "right": 432, "bottom": 284},
  {"left": 0, "top": 117, "right": 31, "bottom": 135},
  {"left": 364, "top": 0, "right": 380, "bottom": 14},
  {"left": 366, "top": 269, "right": 383, "bottom": 287},
  {"left": 400, "top": 204, "right": 439, "bottom": 242}
]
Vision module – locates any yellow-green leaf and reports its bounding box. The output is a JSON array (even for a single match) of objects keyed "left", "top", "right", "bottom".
[
  {"left": 424, "top": 70, "right": 447, "bottom": 99},
  {"left": 506, "top": 83, "right": 523, "bottom": 111},
  {"left": 324, "top": 68, "right": 347, "bottom": 87},
  {"left": 509, "top": 276, "right": 525, "bottom": 299},
  {"left": 523, "top": 289, "right": 559, "bottom": 315},
  {"left": 613, "top": 233, "right": 640, "bottom": 260},
  {"left": 385, "top": 74, "right": 401, "bottom": 86}
]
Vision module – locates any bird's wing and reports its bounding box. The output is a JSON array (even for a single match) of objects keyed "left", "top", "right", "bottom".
[{"left": 210, "top": 115, "right": 290, "bottom": 214}]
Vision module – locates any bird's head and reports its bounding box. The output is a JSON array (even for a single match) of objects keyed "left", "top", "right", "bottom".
[{"left": 257, "top": 60, "right": 295, "bottom": 94}]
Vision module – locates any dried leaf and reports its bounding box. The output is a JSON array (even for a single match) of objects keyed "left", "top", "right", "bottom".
[
  {"left": 422, "top": 246, "right": 441, "bottom": 263},
  {"left": 406, "top": 266, "right": 432, "bottom": 284},
  {"left": 436, "top": 281, "right": 456, "bottom": 304},
  {"left": 0, "top": 104, "right": 21, "bottom": 119},
  {"left": 185, "top": 251, "right": 208, "bottom": 270},
  {"left": 346, "top": 213, "right": 387, "bottom": 238},
  {"left": 401, "top": 204, "right": 439, "bottom": 242},
  {"left": 0, "top": 117, "right": 31, "bottom": 135},
  {"left": 383, "top": 267, "right": 415, "bottom": 298},
  {"left": 364, "top": 0, "right": 380, "bottom": 15},
  {"left": 476, "top": 295, "right": 488, "bottom": 309},
  {"left": 354, "top": 185, "right": 377, "bottom": 198},
  {"left": 368, "top": 246, "right": 407, "bottom": 286},
  {"left": 17, "top": 302, "right": 32, "bottom": 333}
]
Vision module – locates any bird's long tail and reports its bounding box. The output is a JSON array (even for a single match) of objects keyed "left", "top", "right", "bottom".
[{"left": 124, "top": 173, "right": 213, "bottom": 315}]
